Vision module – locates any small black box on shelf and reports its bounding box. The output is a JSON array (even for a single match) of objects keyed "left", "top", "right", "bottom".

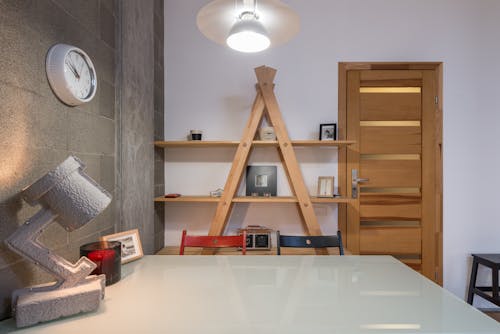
[{"left": 238, "top": 225, "right": 272, "bottom": 250}]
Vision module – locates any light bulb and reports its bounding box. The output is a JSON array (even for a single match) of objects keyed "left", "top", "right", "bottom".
[{"left": 226, "top": 14, "right": 270, "bottom": 53}]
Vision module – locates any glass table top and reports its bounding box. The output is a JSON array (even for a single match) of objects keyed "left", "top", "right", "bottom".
[{"left": 1, "top": 255, "right": 499, "bottom": 333}]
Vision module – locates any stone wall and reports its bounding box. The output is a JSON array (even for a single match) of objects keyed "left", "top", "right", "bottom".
[
  {"left": 117, "top": 0, "right": 156, "bottom": 255},
  {"left": 0, "top": 0, "right": 164, "bottom": 320}
]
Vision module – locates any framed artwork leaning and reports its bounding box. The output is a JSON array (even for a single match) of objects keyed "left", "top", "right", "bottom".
[
  {"left": 246, "top": 165, "right": 277, "bottom": 196},
  {"left": 319, "top": 123, "right": 337, "bottom": 140},
  {"left": 317, "top": 176, "right": 335, "bottom": 197},
  {"left": 101, "top": 229, "right": 144, "bottom": 264}
]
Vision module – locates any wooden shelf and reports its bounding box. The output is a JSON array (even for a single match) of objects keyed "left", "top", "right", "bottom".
[
  {"left": 154, "top": 140, "right": 355, "bottom": 148},
  {"left": 233, "top": 196, "right": 298, "bottom": 203},
  {"left": 233, "top": 196, "right": 354, "bottom": 204},
  {"left": 154, "top": 196, "right": 219, "bottom": 202},
  {"left": 310, "top": 196, "right": 354, "bottom": 204},
  {"left": 252, "top": 140, "right": 278, "bottom": 147},
  {"left": 155, "top": 195, "right": 354, "bottom": 204},
  {"left": 291, "top": 140, "right": 355, "bottom": 147},
  {"left": 154, "top": 140, "right": 239, "bottom": 148}
]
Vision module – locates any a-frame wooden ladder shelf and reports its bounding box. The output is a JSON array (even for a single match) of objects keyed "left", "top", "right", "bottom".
[{"left": 154, "top": 66, "right": 355, "bottom": 248}]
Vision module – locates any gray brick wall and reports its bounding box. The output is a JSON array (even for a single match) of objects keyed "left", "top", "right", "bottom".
[
  {"left": 154, "top": 0, "right": 165, "bottom": 252},
  {"left": 0, "top": 0, "right": 165, "bottom": 320},
  {"left": 0, "top": 0, "right": 117, "bottom": 320}
]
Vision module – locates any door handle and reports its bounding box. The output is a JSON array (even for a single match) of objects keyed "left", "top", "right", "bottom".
[{"left": 351, "top": 169, "right": 369, "bottom": 199}]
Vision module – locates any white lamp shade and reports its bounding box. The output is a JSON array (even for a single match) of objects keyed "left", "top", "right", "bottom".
[
  {"left": 197, "top": 0, "right": 299, "bottom": 50},
  {"left": 226, "top": 18, "right": 271, "bottom": 52}
]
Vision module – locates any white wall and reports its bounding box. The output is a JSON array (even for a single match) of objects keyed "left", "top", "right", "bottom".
[{"left": 164, "top": 0, "right": 500, "bottom": 303}]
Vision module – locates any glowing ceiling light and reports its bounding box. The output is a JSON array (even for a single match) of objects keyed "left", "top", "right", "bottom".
[
  {"left": 226, "top": 11, "right": 270, "bottom": 53},
  {"left": 197, "top": 0, "right": 299, "bottom": 53}
]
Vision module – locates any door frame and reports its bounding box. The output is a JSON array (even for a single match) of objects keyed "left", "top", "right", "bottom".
[{"left": 338, "top": 62, "right": 443, "bottom": 284}]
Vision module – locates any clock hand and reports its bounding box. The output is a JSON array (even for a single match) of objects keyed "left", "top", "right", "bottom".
[
  {"left": 78, "top": 61, "right": 84, "bottom": 77},
  {"left": 65, "top": 60, "right": 80, "bottom": 79},
  {"left": 72, "top": 64, "right": 80, "bottom": 79}
]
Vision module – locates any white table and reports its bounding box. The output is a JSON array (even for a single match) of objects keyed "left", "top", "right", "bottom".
[{"left": 1, "top": 255, "right": 499, "bottom": 333}]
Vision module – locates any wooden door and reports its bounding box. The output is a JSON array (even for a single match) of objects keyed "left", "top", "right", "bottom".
[{"left": 338, "top": 63, "right": 442, "bottom": 283}]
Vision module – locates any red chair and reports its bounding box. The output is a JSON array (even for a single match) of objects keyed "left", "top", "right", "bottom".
[{"left": 179, "top": 230, "right": 247, "bottom": 255}]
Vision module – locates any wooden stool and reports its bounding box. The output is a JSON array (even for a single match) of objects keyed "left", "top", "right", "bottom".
[{"left": 467, "top": 254, "right": 500, "bottom": 306}]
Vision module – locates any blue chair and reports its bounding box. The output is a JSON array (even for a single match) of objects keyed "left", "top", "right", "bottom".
[{"left": 276, "top": 231, "right": 344, "bottom": 255}]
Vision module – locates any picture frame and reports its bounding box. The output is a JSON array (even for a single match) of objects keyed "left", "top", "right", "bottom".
[
  {"left": 317, "top": 176, "right": 335, "bottom": 197},
  {"left": 319, "top": 123, "right": 337, "bottom": 141},
  {"left": 238, "top": 225, "right": 272, "bottom": 250},
  {"left": 101, "top": 229, "right": 144, "bottom": 264},
  {"left": 246, "top": 165, "right": 277, "bottom": 196}
]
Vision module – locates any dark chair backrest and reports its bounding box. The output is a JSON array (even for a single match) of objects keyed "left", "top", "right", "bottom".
[
  {"left": 179, "top": 230, "right": 246, "bottom": 255},
  {"left": 276, "top": 230, "right": 344, "bottom": 255}
]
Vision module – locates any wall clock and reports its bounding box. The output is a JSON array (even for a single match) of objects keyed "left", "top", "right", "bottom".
[{"left": 46, "top": 43, "right": 97, "bottom": 106}]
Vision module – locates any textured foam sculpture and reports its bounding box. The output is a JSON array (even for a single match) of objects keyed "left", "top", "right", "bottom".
[{"left": 5, "top": 156, "right": 112, "bottom": 327}]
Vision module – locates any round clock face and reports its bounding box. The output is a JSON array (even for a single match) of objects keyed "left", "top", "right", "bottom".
[
  {"left": 64, "top": 50, "right": 94, "bottom": 100},
  {"left": 46, "top": 44, "right": 97, "bottom": 106}
]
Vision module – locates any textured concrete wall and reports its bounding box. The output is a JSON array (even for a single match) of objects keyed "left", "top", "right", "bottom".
[
  {"left": 154, "top": 0, "right": 166, "bottom": 252},
  {"left": 0, "top": 0, "right": 117, "bottom": 320},
  {"left": 117, "top": 0, "right": 156, "bottom": 255}
]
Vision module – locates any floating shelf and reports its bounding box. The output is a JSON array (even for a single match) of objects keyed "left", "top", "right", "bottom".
[
  {"left": 310, "top": 196, "right": 354, "bottom": 204},
  {"left": 154, "top": 140, "right": 355, "bottom": 148},
  {"left": 232, "top": 196, "right": 298, "bottom": 203},
  {"left": 154, "top": 140, "right": 240, "bottom": 148},
  {"left": 154, "top": 196, "right": 219, "bottom": 202},
  {"left": 291, "top": 140, "right": 355, "bottom": 147},
  {"left": 154, "top": 195, "right": 354, "bottom": 204}
]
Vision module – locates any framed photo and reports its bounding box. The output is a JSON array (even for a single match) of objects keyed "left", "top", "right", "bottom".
[
  {"left": 101, "top": 229, "right": 143, "bottom": 264},
  {"left": 246, "top": 165, "right": 277, "bottom": 196},
  {"left": 317, "top": 176, "right": 334, "bottom": 197},
  {"left": 319, "top": 123, "right": 337, "bottom": 141}
]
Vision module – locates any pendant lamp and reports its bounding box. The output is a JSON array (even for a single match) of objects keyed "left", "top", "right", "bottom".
[
  {"left": 226, "top": 11, "right": 270, "bottom": 52},
  {"left": 197, "top": 0, "right": 300, "bottom": 53}
]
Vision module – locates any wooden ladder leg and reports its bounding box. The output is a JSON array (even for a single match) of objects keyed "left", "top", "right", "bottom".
[
  {"left": 205, "top": 92, "right": 266, "bottom": 240},
  {"left": 255, "top": 66, "right": 322, "bottom": 237}
]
